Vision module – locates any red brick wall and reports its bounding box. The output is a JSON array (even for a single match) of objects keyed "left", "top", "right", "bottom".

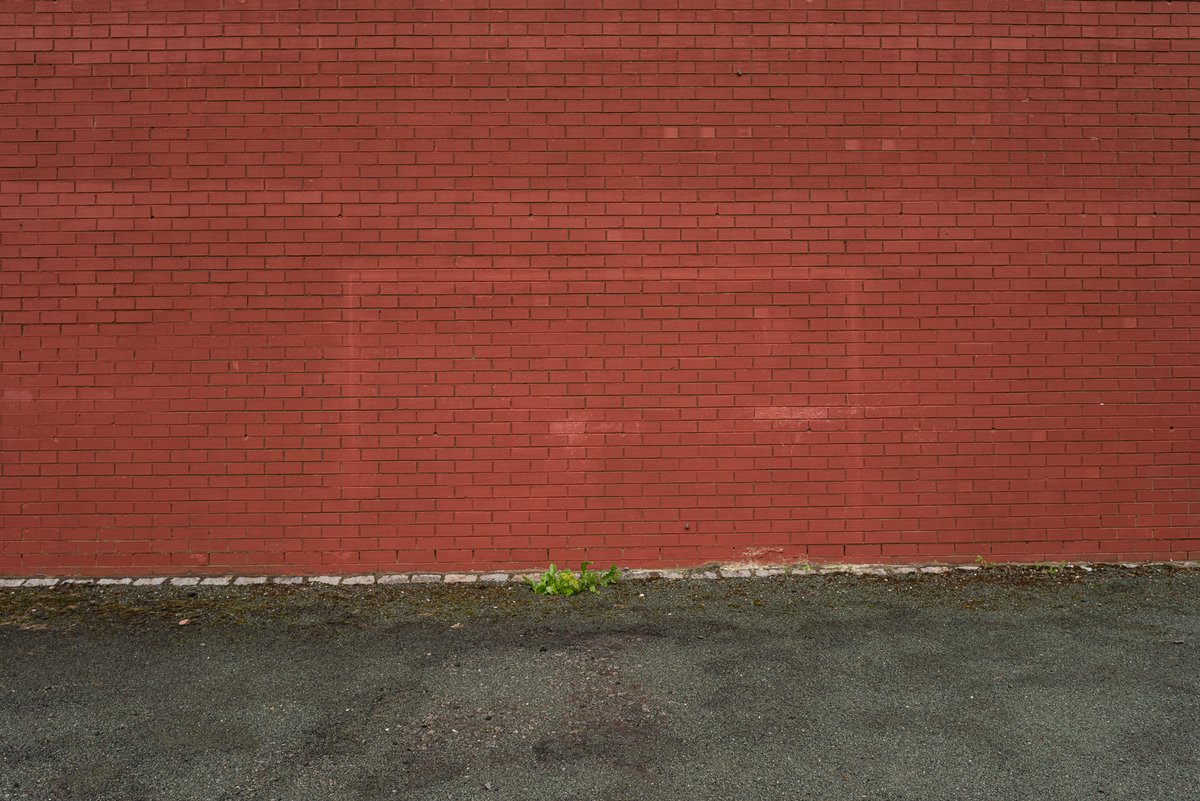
[{"left": 2, "top": 1, "right": 1197, "bottom": 576}]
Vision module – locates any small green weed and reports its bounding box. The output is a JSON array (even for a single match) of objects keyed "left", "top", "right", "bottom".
[{"left": 525, "top": 562, "right": 620, "bottom": 596}]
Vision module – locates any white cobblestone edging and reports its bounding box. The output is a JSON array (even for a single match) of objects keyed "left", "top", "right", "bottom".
[{"left": 0, "top": 561, "right": 1197, "bottom": 589}]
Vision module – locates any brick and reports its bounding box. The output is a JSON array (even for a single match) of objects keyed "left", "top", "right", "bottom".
[{"left": 1, "top": 2, "right": 1197, "bottom": 577}]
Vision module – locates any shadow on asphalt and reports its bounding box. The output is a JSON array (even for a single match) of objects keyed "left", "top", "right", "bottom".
[{"left": 1, "top": 566, "right": 1197, "bottom": 800}]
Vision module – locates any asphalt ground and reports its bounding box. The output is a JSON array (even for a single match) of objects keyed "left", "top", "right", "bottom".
[{"left": 0, "top": 565, "right": 1197, "bottom": 801}]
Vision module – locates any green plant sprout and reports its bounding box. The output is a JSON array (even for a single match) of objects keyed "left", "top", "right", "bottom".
[{"left": 525, "top": 562, "right": 620, "bottom": 596}]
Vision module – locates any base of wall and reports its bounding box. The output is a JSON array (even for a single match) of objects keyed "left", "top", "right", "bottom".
[{"left": 2, "top": 560, "right": 1196, "bottom": 589}]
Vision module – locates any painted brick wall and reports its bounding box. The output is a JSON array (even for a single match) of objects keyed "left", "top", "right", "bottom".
[{"left": 2, "top": 1, "right": 1198, "bottom": 576}]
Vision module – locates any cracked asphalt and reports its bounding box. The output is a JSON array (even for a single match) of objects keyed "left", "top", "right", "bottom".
[{"left": 1, "top": 566, "right": 1197, "bottom": 800}]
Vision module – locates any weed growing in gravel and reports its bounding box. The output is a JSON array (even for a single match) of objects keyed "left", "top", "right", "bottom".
[{"left": 525, "top": 562, "right": 620, "bottom": 596}]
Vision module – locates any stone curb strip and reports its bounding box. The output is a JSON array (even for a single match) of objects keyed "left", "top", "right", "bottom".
[{"left": 1, "top": 562, "right": 1196, "bottom": 589}]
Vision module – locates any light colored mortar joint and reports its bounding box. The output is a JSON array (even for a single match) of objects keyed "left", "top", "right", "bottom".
[{"left": 0, "top": 561, "right": 1196, "bottom": 590}]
